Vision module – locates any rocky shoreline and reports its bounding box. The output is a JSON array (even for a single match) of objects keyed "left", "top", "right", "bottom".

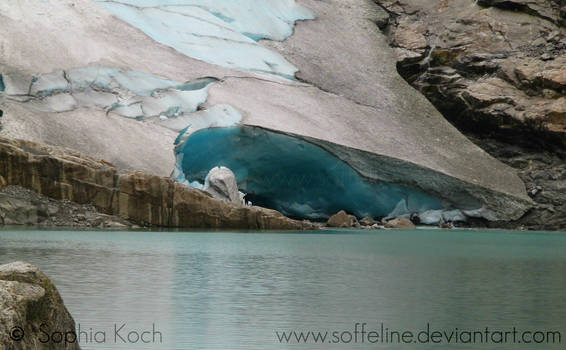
[
  {"left": 0, "top": 134, "right": 561, "bottom": 231},
  {"left": 0, "top": 185, "right": 134, "bottom": 228}
]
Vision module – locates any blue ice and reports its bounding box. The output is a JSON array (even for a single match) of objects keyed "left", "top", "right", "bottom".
[
  {"left": 93, "top": 0, "right": 315, "bottom": 78},
  {"left": 175, "top": 126, "right": 446, "bottom": 220}
]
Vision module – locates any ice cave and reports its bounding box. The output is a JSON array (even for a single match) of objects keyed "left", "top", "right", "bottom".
[{"left": 175, "top": 126, "right": 447, "bottom": 219}]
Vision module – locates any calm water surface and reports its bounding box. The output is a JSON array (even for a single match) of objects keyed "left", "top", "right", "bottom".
[{"left": 1, "top": 228, "right": 566, "bottom": 349}]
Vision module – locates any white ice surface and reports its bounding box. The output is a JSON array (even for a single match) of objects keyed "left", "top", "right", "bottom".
[{"left": 94, "top": 0, "right": 314, "bottom": 78}]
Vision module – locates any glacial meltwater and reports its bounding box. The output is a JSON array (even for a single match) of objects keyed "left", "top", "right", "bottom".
[{"left": 1, "top": 228, "right": 566, "bottom": 349}]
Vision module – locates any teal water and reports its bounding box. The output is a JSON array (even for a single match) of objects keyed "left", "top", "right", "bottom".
[{"left": 1, "top": 228, "right": 566, "bottom": 349}]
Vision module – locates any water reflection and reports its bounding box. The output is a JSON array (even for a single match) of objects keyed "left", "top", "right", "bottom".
[{"left": 0, "top": 229, "right": 565, "bottom": 349}]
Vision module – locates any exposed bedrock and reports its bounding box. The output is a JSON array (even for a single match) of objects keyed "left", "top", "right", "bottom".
[
  {"left": 0, "top": 261, "right": 81, "bottom": 350},
  {"left": 0, "top": 0, "right": 533, "bottom": 223},
  {"left": 372, "top": 0, "right": 566, "bottom": 229},
  {"left": 0, "top": 137, "right": 314, "bottom": 229},
  {"left": 373, "top": 0, "right": 566, "bottom": 145}
]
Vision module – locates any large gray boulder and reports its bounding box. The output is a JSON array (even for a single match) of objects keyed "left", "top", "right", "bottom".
[
  {"left": 203, "top": 167, "right": 242, "bottom": 205},
  {"left": 0, "top": 262, "right": 80, "bottom": 350},
  {"left": 327, "top": 210, "right": 359, "bottom": 228}
]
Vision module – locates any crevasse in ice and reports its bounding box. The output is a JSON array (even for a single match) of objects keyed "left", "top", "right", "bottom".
[
  {"left": 14, "top": 67, "right": 217, "bottom": 119},
  {"left": 175, "top": 126, "right": 447, "bottom": 219},
  {"left": 93, "top": 0, "right": 315, "bottom": 78}
]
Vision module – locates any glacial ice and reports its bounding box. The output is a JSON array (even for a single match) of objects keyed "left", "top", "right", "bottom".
[
  {"left": 175, "top": 126, "right": 447, "bottom": 219},
  {"left": 65, "top": 68, "right": 180, "bottom": 96},
  {"left": 30, "top": 70, "right": 70, "bottom": 96},
  {"left": 5, "top": 67, "right": 216, "bottom": 120},
  {"left": 93, "top": 0, "right": 315, "bottom": 78},
  {"left": 171, "top": 104, "right": 243, "bottom": 187},
  {"left": 28, "top": 94, "right": 78, "bottom": 113}
]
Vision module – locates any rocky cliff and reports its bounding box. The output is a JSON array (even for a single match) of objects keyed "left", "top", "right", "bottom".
[
  {"left": 0, "top": 137, "right": 313, "bottom": 230},
  {"left": 0, "top": 262, "right": 80, "bottom": 350},
  {"left": 374, "top": 0, "right": 566, "bottom": 230}
]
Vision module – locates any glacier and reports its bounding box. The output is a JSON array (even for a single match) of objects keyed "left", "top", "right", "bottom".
[
  {"left": 175, "top": 126, "right": 446, "bottom": 219},
  {"left": 0, "top": 0, "right": 533, "bottom": 222},
  {"left": 5, "top": 67, "right": 217, "bottom": 120},
  {"left": 93, "top": 0, "right": 315, "bottom": 78}
]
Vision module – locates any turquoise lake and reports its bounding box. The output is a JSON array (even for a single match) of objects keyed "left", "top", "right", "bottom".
[{"left": 1, "top": 228, "right": 566, "bottom": 349}]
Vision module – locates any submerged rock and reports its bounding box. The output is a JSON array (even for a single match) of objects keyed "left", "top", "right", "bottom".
[
  {"left": 0, "top": 262, "right": 80, "bottom": 350},
  {"left": 203, "top": 166, "right": 241, "bottom": 205},
  {"left": 327, "top": 210, "right": 359, "bottom": 228}
]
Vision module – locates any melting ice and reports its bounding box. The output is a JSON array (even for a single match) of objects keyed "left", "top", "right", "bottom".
[
  {"left": 6, "top": 67, "right": 217, "bottom": 120},
  {"left": 175, "top": 126, "right": 447, "bottom": 220},
  {"left": 93, "top": 0, "right": 315, "bottom": 78}
]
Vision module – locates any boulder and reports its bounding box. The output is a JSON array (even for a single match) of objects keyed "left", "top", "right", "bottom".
[
  {"left": 327, "top": 210, "right": 359, "bottom": 228},
  {"left": 203, "top": 167, "right": 241, "bottom": 205},
  {"left": 359, "top": 216, "right": 376, "bottom": 226},
  {"left": 0, "top": 262, "right": 80, "bottom": 350},
  {"left": 0, "top": 196, "right": 39, "bottom": 225},
  {"left": 385, "top": 217, "right": 416, "bottom": 229}
]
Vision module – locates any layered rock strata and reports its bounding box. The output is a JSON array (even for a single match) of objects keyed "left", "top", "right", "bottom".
[{"left": 0, "top": 137, "right": 314, "bottom": 229}]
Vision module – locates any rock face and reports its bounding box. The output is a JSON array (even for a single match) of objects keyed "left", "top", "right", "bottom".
[
  {"left": 0, "top": 262, "right": 80, "bottom": 350},
  {"left": 472, "top": 137, "right": 566, "bottom": 230},
  {"left": 0, "top": 0, "right": 532, "bottom": 224},
  {"left": 377, "top": 0, "right": 566, "bottom": 142},
  {"left": 327, "top": 210, "right": 359, "bottom": 228},
  {"left": 0, "top": 137, "right": 314, "bottom": 230},
  {"left": 203, "top": 167, "right": 242, "bottom": 205},
  {"left": 375, "top": 0, "right": 566, "bottom": 230},
  {"left": 0, "top": 185, "right": 133, "bottom": 228}
]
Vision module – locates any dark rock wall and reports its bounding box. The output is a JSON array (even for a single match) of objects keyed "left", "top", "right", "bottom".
[{"left": 374, "top": 0, "right": 566, "bottom": 230}]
